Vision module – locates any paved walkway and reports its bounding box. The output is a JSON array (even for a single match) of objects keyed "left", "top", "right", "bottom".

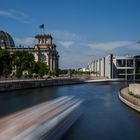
[{"left": 85, "top": 78, "right": 123, "bottom": 83}]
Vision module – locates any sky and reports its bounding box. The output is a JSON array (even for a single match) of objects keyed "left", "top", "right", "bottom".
[{"left": 0, "top": 0, "right": 140, "bottom": 69}]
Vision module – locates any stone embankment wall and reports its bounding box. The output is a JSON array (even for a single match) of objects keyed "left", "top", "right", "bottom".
[
  {"left": 129, "top": 84, "right": 140, "bottom": 97},
  {"left": 0, "top": 78, "right": 84, "bottom": 92},
  {"left": 119, "top": 84, "right": 140, "bottom": 113}
]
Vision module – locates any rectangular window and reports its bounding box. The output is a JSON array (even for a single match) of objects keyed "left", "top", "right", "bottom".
[
  {"left": 116, "top": 60, "right": 126, "bottom": 67},
  {"left": 127, "top": 69, "right": 134, "bottom": 74},
  {"left": 118, "top": 75, "right": 125, "bottom": 79},
  {"left": 118, "top": 69, "right": 125, "bottom": 74},
  {"left": 127, "top": 60, "right": 133, "bottom": 67}
]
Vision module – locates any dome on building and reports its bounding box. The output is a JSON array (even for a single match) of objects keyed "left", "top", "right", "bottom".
[{"left": 0, "top": 30, "right": 15, "bottom": 48}]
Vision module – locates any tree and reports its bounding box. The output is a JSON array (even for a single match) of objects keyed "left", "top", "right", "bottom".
[
  {"left": 0, "top": 50, "right": 12, "bottom": 76},
  {"left": 33, "top": 61, "right": 48, "bottom": 78},
  {"left": 50, "top": 70, "right": 57, "bottom": 76},
  {"left": 59, "top": 69, "right": 68, "bottom": 75},
  {"left": 12, "top": 51, "right": 35, "bottom": 78},
  {"left": 21, "top": 52, "right": 35, "bottom": 71},
  {"left": 3, "top": 66, "right": 11, "bottom": 77},
  {"left": 0, "top": 50, "right": 51, "bottom": 78},
  {"left": 15, "top": 67, "right": 22, "bottom": 78}
]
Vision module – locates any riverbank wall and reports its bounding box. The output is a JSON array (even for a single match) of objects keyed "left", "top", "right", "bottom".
[
  {"left": 0, "top": 78, "right": 84, "bottom": 92},
  {"left": 119, "top": 84, "right": 140, "bottom": 113},
  {"left": 0, "top": 77, "right": 135, "bottom": 92}
]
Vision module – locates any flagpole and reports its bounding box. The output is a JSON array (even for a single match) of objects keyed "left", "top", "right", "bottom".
[
  {"left": 42, "top": 25, "right": 45, "bottom": 34},
  {"left": 43, "top": 27, "right": 45, "bottom": 35}
]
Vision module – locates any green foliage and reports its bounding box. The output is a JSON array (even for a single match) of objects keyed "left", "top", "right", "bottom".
[
  {"left": 71, "top": 69, "right": 90, "bottom": 75},
  {"left": 58, "top": 69, "right": 68, "bottom": 75},
  {"left": 0, "top": 50, "right": 12, "bottom": 76},
  {"left": 58, "top": 69, "right": 90, "bottom": 76},
  {"left": 3, "top": 66, "right": 11, "bottom": 77},
  {"left": 11, "top": 51, "right": 35, "bottom": 78},
  {"left": 0, "top": 50, "right": 53, "bottom": 78},
  {"left": 16, "top": 67, "right": 22, "bottom": 78},
  {"left": 33, "top": 61, "right": 48, "bottom": 78},
  {"left": 33, "top": 74, "right": 38, "bottom": 78},
  {"left": 49, "top": 70, "right": 57, "bottom": 76},
  {"left": 12, "top": 51, "right": 34, "bottom": 71},
  {"left": 28, "top": 73, "right": 32, "bottom": 78},
  {"left": 28, "top": 70, "right": 33, "bottom": 78}
]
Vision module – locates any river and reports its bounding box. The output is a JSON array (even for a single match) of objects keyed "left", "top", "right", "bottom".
[{"left": 0, "top": 82, "right": 140, "bottom": 140}]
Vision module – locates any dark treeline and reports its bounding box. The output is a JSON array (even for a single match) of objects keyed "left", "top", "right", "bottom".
[{"left": 59, "top": 69, "right": 90, "bottom": 75}]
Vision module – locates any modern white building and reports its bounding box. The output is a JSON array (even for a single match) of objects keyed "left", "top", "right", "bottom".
[{"left": 88, "top": 54, "right": 140, "bottom": 80}]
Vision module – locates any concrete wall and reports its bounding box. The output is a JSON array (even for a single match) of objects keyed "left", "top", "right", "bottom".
[
  {"left": 119, "top": 87, "right": 140, "bottom": 113},
  {"left": 100, "top": 57, "right": 105, "bottom": 77},
  {"left": 0, "top": 79, "right": 83, "bottom": 92},
  {"left": 104, "top": 54, "right": 112, "bottom": 78},
  {"left": 129, "top": 84, "right": 140, "bottom": 96}
]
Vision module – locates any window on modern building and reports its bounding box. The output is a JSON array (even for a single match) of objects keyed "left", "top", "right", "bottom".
[
  {"left": 118, "top": 69, "right": 125, "bottom": 74},
  {"left": 117, "top": 60, "right": 126, "bottom": 67},
  {"left": 127, "top": 69, "right": 134, "bottom": 74},
  {"left": 127, "top": 75, "right": 134, "bottom": 80},
  {"left": 127, "top": 60, "right": 133, "bottom": 67},
  {"left": 118, "top": 75, "right": 125, "bottom": 79}
]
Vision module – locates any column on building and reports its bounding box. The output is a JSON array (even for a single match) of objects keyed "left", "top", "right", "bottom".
[
  {"left": 104, "top": 54, "right": 113, "bottom": 79},
  {"left": 133, "top": 58, "right": 136, "bottom": 81},
  {"left": 47, "top": 53, "right": 50, "bottom": 70},
  {"left": 125, "top": 59, "right": 127, "bottom": 80},
  {"left": 53, "top": 54, "right": 56, "bottom": 71},
  {"left": 55, "top": 56, "right": 59, "bottom": 72},
  {"left": 99, "top": 59, "right": 101, "bottom": 76},
  {"left": 95, "top": 60, "right": 97, "bottom": 76},
  {"left": 50, "top": 53, "right": 53, "bottom": 71},
  {"left": 100, "top": 57, "right": 105, "bottom": 77}
]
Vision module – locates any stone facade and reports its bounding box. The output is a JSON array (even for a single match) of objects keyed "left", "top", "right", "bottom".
[
  {"left": 129, "top": 84, "right": 140, "bottom": 96},
  {"left": 34, "top": 34, "right": 59, "bottom": 71},
  {"left": 0, "top": 31, "right": 59, "bottom": 72}
]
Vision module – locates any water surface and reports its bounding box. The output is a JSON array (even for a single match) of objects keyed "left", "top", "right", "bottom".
[{"left": 0, "top": 82, "right": 140, "bottom": 140}]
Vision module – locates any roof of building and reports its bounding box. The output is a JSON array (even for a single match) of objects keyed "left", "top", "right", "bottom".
[
  {"left": 114, "top": 54, "right": 140, "bottom": 59},
  {"left": 35, "top": 34, "right": 53, "bottom": 39},
  {"left": 0, "top": 30, "right": 15, "bottom": 48}
]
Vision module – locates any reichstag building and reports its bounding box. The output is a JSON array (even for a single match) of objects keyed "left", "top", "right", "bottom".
[{"left": 0, "top": 30, "right": 59, "bottom": 72}]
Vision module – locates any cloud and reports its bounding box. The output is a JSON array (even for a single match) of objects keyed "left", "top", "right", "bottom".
[
  {"left": 51, "top": 30, "right": 136, "bottom": 68},
  {"left": 59, "top": 41, "right": 74, "bottom": 48},
  {"left": 14, "top": 37, "right": 35, "bottom": 47},
  {"left": 0, "top": 10, "right": 30, "bottom": 24},
  {"left": 13, "top": 28, "right": 138, "bottom": 69},
  {"left": 88, "top": 41, "right": 132, "bottom": 51},
  {"left": 129, "top": 43, "right": 140, "bottom": 50},
  {"left": 52, "top": 30, "right": 81, "bottom": 41}
]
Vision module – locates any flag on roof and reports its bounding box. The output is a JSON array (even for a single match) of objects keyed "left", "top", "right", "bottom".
[{"left": 39, "top": 24, "right": 44, "bottom": 29}]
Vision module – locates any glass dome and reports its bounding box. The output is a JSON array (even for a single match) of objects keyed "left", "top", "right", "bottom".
[{"left": 0, "top": 30, "right": 15, "bottom": 48}]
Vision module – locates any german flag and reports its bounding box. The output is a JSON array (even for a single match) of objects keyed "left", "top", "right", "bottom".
[{"left": 39, "top": 24, "right": 44, "bottom": 29}]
